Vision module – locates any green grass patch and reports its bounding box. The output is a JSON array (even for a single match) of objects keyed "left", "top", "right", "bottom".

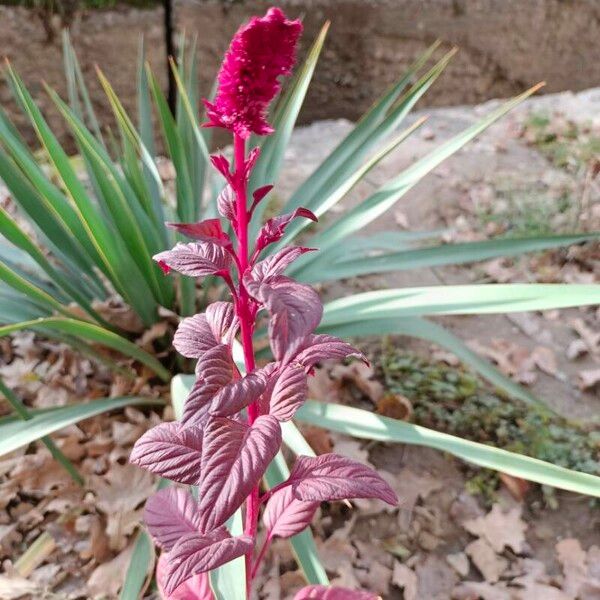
[{"left": 379, "top": 346, "right": 600, "bottom": 503}]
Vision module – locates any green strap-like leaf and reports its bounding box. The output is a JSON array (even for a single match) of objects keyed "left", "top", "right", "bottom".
[
  {"left": 0, "top": 396, "right": 163, "bottom": 457},
  {"left": 0, "top": 206, "right": 111, "bottom": 325},
  {"left": 146, "top": 66, "right": 196, "bottom": 223},
  {"left": 6, "top": 66, "right": 158, "bottom": 324},
  {"left": 274, "top": 117, "right": 426, "bottom": 256},
  {"left": 308, "top": 83, "right": 545, "bottom": 253},
  {"left": 295, "top": 401, "right": 600, "bottom": 497},
  {"left": 0, "top": 318, "right": 171, "bottom": 381},
  {"left": 119, "top": 530, "right": 155, "bottom": 600},
  {"left": 62, "top": 30, "right": 104, "bottom": 145},
  {"left": 48, "top": 87, "right": 171, "bottom": 308},
  {"left": 284, "top": 41, "right": 443, "bottom": 214},
  {"left": 297, "top": 232, "right": 600, "bottom": 283},
  {"left": 0, "top": 259, "right": 75, "bottom": 318},
  {"left": 0, "top": 108, "right": 104, "bottom": 285},
  {"left": 0, "top": 379, "right": 83, "bottom": 484},
  {"left": 322, "top": 284, "right": 600, "bottom": 324}
]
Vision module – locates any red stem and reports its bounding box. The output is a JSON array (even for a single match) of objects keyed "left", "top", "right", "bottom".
[
  {"left": 232, "top": 134, "right": 260, "bottom": 597},
  {"left": 251, "top": 533, "right": 273, "bottom": 580}
]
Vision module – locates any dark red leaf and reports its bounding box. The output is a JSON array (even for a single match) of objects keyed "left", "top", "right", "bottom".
[
  {"left": 173, "top": 302, "right": 236, "bottom": 359},
  {"left": 183, "top": 345, "right": 235, "bottom": 427},
  {"left": 197, "top": 415, "right": 281, "bottom": 531},
  {"left": 153, "top": 242, "right": 231, "bottom": 278},
  {"left": 255, "top": 208, "right": 317, "bottom": 252},
  {"left": 129, "top": 421, "right": 203, "bottom": 485},
  {"left": 288, "top": 453, "right": 398, "bottom": 505},
  {"left": 245, "top": 275, "right": 322, "bottom": 362},
  {"left": 164, "top": 528, "right": 252, "bottom": 594},
  {"left": 263, "top": 486, "right": 319, "bottom": 539},
  {"left": 145, "top": 487, "right": 201, "bottom": 551}
]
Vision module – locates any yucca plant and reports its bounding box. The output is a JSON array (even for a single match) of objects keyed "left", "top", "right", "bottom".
[{"left": 0, "top": 13, "right": 599, "bottom": 597}]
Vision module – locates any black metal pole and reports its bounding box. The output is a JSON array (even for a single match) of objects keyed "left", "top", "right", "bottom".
[{"left": 164, "top": 0, "right": 177, "bottom": 115}]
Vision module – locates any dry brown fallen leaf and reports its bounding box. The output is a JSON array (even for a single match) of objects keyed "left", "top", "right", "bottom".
[
  {"left": 375, "top": 393, "right": 412, "bottom": 421},
  {"left": 330, "top": 362, "right": 384, "bottom": 403},
  {"left": 465, "top": 538, "right": 508, "bottom": 583},
  {"left": 452, "top": 580, "right": 511, "bottom": 600},
  {"left": 530, "top": 346, "right": 558, "bottom": 376},
  {"left": 498, "top": 473, "right": 531, "bottom": 502},
  {"left": 467, "top": 339, "right": 537, "bottom": 386},
  {"left": 0, "top": 573, "right": 41, "bottom": 600},
  {"left": 578, "top": 368, "right": 600, "bottom": 390},
  {"left": 87, "top": 537, "right": 136, "bottom": 598},
  {"left": 556, "top": 538, "right": 600, "bottom": 599},
  {"left": 571, "top": 318, "right": 600, "bottom": 354},
  {"left": 91, "top": 464, "right": 154, "bottom": 551},
  {"left": 463, "top": 504, "right": 527, "bottom": 554},
  {"left": 446, "top": 552, "right": 470, "bottom": 578},
  {"left": 392, "top": 562, "right": 417, "bottom": 600},
  {"left": 414, "top": 554, "right": 459, "bottom": 599},
  {"left": 396, "top": 467, "right": 443, "bottom": 525}
]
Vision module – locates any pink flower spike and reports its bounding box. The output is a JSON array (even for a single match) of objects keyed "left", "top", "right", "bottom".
[{"left": 203, "top": 7, "right": 303, "bottom": 139}]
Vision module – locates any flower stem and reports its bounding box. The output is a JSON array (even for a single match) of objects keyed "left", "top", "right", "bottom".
[
  {"left": 233, "top": 133, "right": 260, "bottom": 597},
  {"left": 251, "top": 533, "right": 273, "bottom": 580}
]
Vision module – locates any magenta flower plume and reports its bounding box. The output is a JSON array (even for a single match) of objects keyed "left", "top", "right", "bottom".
[{"left": 203, "top": 7, "right": 303, "bottom": 139}]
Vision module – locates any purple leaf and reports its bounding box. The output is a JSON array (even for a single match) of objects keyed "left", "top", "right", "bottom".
[
  {"left": 183, "top": 345, "right": 234, "bottom": 427},
  {"left": 210, "top": 154, "right": 232, "bottom": 182},
  {"left": 145, "top": 487, "right": 201, "bottom": 551},
  {"left": 205, "top": 301, "right": 237, "bottom": 343},
  {"left": 263, "top": 486, "right": 319, "bottom": 539},
  {"left": 166, "top": 219, "right": 231, "bottom": 248},
  {"left": 174, "top": 314, "right": 215, "bottom": 358},
  {"left": 198, "top": 415, "right": 281, "bottom": 531},
  {"left": 245, "top": 275, "right": 323, "bottom": 362},
  {"left": 291, "top": 334, "right": 367, "bottom": 369},
  {"left": 243, "top": 147, "right": 261, "bottom": 178},
  {"left": 164, "top": 527, "right": 253, "bottom": 594},
  {"left": 129, "top": 422, "right": 203, "bottom": 485},
  {"left": 294, "top": 585, "right": 379, "bottom": 599},
  {"left": 255, "top": 208, "right": 317, "bottom": 252},
  {"left": 247, "top": 246, "right": 316, "bottom": 283},
  {"left": 251, "top": 184, "right": 273, "bottom": 209},
  {"left": 288, "top": 454, "right": 398, "bottom": 505},
  {"left": 209, "top": 370, "right": 267, "bottom": 417},
  {"left": 156, "top": 553, "right": 213, "bottom": 600},
  {"left": 153, "top": 242, "right": 231, "bottom": 277},
  {"left": 173, "top": 302, "right": 236, "bottom": 359},
  {"left": 217, "top": 185, "right": 236, "bottom": 222},
  {"left": 265, "top": 363, "right": 308, "bottom": 421}
]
